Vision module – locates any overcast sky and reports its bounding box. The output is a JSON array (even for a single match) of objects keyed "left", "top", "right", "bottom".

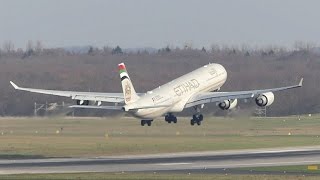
[{"left": 1, "top": 0, "right": 320, "bottom": 49}]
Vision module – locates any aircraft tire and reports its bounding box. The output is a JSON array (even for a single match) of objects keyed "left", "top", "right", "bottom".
[
  {"left": 173, "top": 117, "right": 177, "bottom": 123},
  {"left": 141, "top": 120, "right": 145, "bottom": 126},
  {"left": 199, "top": 114, "right": 204, "bottom": 121},
  {"left": 196, "top": 120, "right": 201, "bottom": 126},
  {"left": 165, "top": 116, "right": 169, "bottom": 122},
  {"left": 190, "top": 120, "right": 195, "bottom": 126}
]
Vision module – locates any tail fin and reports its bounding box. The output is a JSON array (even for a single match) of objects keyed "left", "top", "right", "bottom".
[{"left": 118, "top": 63, "right": 139, "bottom": 104}]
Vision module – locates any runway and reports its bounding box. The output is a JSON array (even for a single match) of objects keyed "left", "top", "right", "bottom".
[{"left": 1, "top": 146, "right": 320, "bottom": 174}]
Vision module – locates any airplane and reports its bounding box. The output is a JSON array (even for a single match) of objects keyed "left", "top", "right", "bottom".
[{"left": 10, "top": 63, "right": 303, "bottom": 126}]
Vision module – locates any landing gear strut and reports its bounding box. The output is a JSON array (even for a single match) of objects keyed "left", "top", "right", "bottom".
[
  {"left": 141, "top": 119, "right": 153, "bottom": 126},
  {"left": 190, "top": 105, "right": 204, "bottom": 126},
  {"left": 165, "top": 113, "right": 177, "bottom": 124}
]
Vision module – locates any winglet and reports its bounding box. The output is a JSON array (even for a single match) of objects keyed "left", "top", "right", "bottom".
[
  {"left": 298, "top": 78, "right": 304, "bottom": 87},
  {"left": 10, "top": 81, "right": 19, "bottom": 89}
]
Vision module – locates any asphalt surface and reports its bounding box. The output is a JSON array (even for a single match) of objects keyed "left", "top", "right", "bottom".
[{"left": 1, "top": 146, "right": 320, "bottom": 174}]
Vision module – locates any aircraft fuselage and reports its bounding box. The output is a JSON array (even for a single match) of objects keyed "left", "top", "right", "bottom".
[{"left": 125, "top": 63, "right": 227, "bottom": 119}]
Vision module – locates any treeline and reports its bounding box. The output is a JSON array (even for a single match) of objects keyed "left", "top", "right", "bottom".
[
  {"left": 1, "top": 40, "right": 318, "bottom": 57},
  {"left": 0, "top": 43, "right": 319, "bottom": 116}
]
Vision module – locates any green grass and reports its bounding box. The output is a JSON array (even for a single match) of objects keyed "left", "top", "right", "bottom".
[
  {"left": 238, "top": 164, "right": 320, "bottom": 174},
  {"left": 0, "top": 115, "right": 320, "bottom": 157},
  {"left": 0, "top": 172, "right": 317, "bottom": 180}
]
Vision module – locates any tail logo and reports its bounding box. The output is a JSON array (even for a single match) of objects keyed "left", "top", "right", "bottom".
[{"left": 125, "top": 82, "right": 132, "bottom": 102}]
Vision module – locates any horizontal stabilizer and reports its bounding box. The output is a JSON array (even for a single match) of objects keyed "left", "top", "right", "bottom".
[
  {"left": 69, "top": 105, "right": 123, "bottom": 110},
  {"left": 10, "top": 81, "right": 19, "bottom": 89},
  {"left": 298, "top": 78, "right": 304, "bottom": 87}
]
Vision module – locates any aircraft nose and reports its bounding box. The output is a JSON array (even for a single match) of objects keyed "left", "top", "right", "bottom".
[
  {"left": 216, "top": 64, "right": 227, "bottom": 73},
  {"left": 217, "top": 64, "right": 227, "bottom": 79}
]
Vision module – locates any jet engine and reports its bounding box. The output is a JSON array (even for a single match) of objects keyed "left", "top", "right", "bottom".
[
  {"left": 76, "top": 100, "right": 97, "bottom": 106},
  {"left": 255, "top": 92, "right": 274, "bottom": 107},
  {"left": 218, "top": 99, "right": 238, "bottom": 110}
]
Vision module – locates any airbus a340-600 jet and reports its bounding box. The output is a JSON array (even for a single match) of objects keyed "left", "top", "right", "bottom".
[{"left": 10, "top": 63, "right": 303, "bottom": 126}]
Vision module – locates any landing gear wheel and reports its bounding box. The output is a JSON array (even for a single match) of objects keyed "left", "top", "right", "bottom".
[
  {"left": 190, "top": 120, "right": 195, "bottom": 126},
  {"left": 141, "top": 120, "right": 145, "bottom": 126},
  {"left": 191, "top": 114, "right": 204, "bottom": 126},
  {"left": 165, "top": 116, "right": 169, "bottom": 123},
  {"left": 173, "top": 117, "right": 177, "bottom": 123},
  {"left": 199, "top": 114, "right": 203, "bottom": 121},
  {"left": 196, "top": 120, "right": 201, "bottom": 126},
  {"left": 165, "top": 113, "right": 178, "bottom": 124},
  {"left": 141, "top": 120, "right": 153, "bottom": 126}
]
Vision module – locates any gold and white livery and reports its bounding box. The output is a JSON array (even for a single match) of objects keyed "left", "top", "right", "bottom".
[{"left": 10, "top": 63, "right": 303, "bottom": 126}]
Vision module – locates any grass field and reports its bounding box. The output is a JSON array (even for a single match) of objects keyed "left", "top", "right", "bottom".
[
  {"left": 237, "top": 164, "right": 320, "bottom": 174},
  {"left": 0, "top": 115, "right": 320, "bottom": 158},
  {"left": 0, "top": 173, "right": 318, "bottom": 180}
]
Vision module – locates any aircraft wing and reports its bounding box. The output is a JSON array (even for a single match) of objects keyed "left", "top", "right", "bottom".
[
  {"left": 185, "top": 78, "right": 303, "bottom": 108},
  {"left": 69, "top": 104, "right": 171, "bottom": 111},
  {"left": 10, "top": 81, "right": 125, "bottom": 103}
]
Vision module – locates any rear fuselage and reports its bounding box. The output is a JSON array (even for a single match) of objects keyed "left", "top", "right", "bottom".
[{"left": 124, "top": 63, "right": 227, "bottom": 119}]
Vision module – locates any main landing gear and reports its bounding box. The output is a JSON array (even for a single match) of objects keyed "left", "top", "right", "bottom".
[
  {"left": 165, "top": 113, "right": 177, "bottom": 124},
  {"left": 141, "top": 119, "right": 153, "bottom": 126},
  {"left": 190, "top": 105, "right": 204, "bottom": 126},
  {"left": 190, "top": 114, "right": 203, "bottom": 126}
]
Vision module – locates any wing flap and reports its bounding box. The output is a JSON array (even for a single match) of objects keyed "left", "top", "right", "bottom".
[{"left": 185, "top": 92, "right": 254, "bottom": 108}]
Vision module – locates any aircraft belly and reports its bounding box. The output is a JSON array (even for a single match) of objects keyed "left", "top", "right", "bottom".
[{"left": 133, "top": 107, "right": 170, "bottom": 119}]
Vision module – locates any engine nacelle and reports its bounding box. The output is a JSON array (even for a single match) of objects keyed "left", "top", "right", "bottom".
[
  {"left": 218, "top": 99, "right": 238, "bottom": 110},
  {"left": 76, "top": 100, "right": 97, "bottom": 106},
  {"left": 255, "top": 92, "right": 274, "bottom": 107}
]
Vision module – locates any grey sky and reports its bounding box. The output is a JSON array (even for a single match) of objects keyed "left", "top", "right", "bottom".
[{"left": 1, "top": 0, "right": 320, "bottom": 49}]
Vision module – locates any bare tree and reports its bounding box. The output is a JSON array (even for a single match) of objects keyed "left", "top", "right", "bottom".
[
  {"left": 16, "top": 48, "right": 24, "bottom": 56},
  {"left": 293, "top": 41, "right": 316, "bottom": 51},
  {"left": 183, "top": 42, "right": 193, "bottom": 50},
  {"left": 26, "top": 40, "right": 34, "bottom": 52},
  {"left": 103, "top": 46, "right": 112, "bottom": 55},
  {"left": 23, "top": 40, "right": 35, "bottom": 57},
  {"left": 211, "top": 43, "right": 221, "bottom": 53},
  {"left": 35, "top": 40, "right": 44, "bottom": 53},
  {"left": 3, "top": 41, "right": 15, "bottom": 53},
  {"left": 240, "top": 43, "right": 250, "bottom": 53}
]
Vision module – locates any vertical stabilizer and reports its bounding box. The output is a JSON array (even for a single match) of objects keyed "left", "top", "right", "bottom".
[{"left": 118, "top": 63, "right": 139, "bottom": 104}]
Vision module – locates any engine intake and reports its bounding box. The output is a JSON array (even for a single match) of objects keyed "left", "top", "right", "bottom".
[
  {"left": 218, "top": 99, "right": 238, "bottom": 110},
  {"left": 255, "top": 92, "right": 275, "bottom": 107}
]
